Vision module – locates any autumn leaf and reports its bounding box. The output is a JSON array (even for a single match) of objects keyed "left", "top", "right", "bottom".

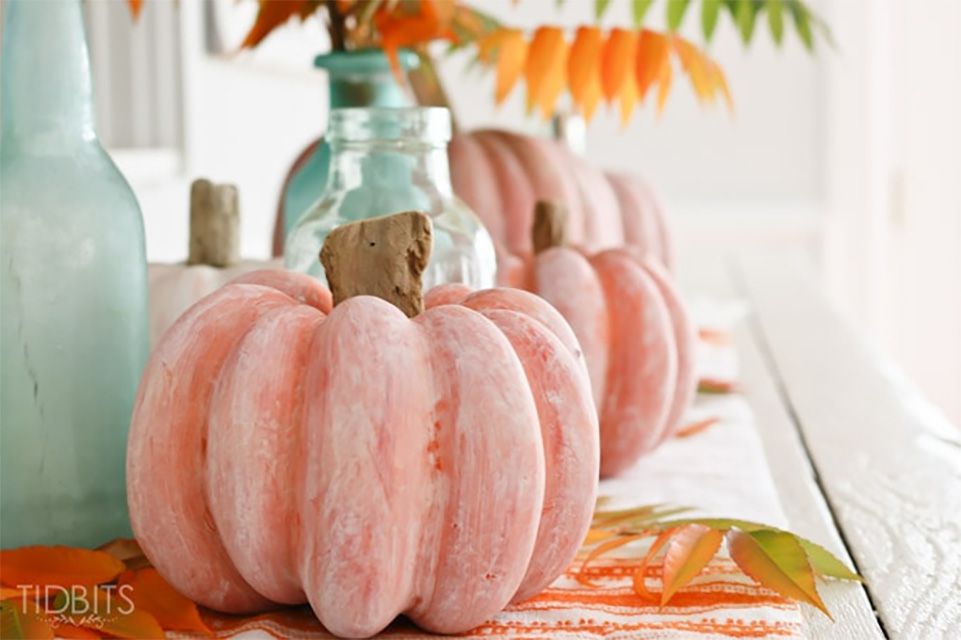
[
  {"left": 698, "top": 378, "right": 737, "bottom": 394},
  {"left": 96, "top": 539, "right": 151, "bottom": 571},
  {"left": 601, "top": 28, "right": 637, "bottom": 102},
  {"left": 568, "top": 27, "right": 603, "bottom": 118},
  {"left": 126, "top": 0, "right": 143, "bottom": 20},
  {"left": 676, "top": 416, "right": 721, "bottom": 438},
  {"left": 494, "top": 29, "right": 527, "bottom": 104},
  {"left": 799, "top": 539, "right": 862, "bottom": 582},
  {"left": 655, "top": 56, "right": 673, "bottom": 115},
  {"left": 618, "top": 73, "right": 639, "bottom": 125},
  {"left": 0, "top": 600, "right": 53, "bottom": 640},
  {"left": 0, "top": 546, "right": 124, "bottom": 589},
  {"left": 632, "top": 527, "right": 677, "bottom": 599},
  {"left": 54, "top": 588, "right": 165, "bottom": 640},
  {"left": 53, "top": 623, "right": 100, "bottom": 639},
  {"left": 241, "top": 0, "right": 312, "bottom": 48},
  {"left": 634, "top": 29, "right": 670, "bottom": 100},
  {"left": 727, "top": 529, "right": 831, "bottom": 617},
  {"left": 674, "top": 37, "right": 715, "bottom": 104},
  {"left": 118, "top": 568, "right": 211, "bottom": 635},
  {"left": 578, "top": 534, "right": 647, "bottom": 586},
  {"left": 660, "top": 524, "right": 723, "bottom": 604},
  {"left": 524, "top": 27, "right": 567, "bottom": 116}
]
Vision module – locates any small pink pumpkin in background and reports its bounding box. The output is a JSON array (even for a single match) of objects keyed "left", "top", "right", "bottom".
[
  {"left": 127, "top": 212, "right": 599, "bottom": 638},
  {"left": 515, "top": 201, "right": 696, "bottom": 477},
  {"left": 448, "top": 129, "right": 672, "bottom": 285}
]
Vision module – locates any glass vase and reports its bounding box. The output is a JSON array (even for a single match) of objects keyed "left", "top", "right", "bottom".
[
  {"left": 0, "top": 0, "right": 149, "bottom": 548},
  {"left": 276, "top": 49, "right": 419, "bottom": 251},
  {"left": 284, "top": 107, "right": 497, "bottom": 289}
]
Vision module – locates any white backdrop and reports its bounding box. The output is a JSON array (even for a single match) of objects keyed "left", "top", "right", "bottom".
[{"left": 71, "top": 0, "right": 960, "bottom": 426}]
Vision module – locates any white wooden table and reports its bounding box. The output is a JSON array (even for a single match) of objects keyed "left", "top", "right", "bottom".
[{"left": 682, "top": 254, "right": 961, "bottom": 639}]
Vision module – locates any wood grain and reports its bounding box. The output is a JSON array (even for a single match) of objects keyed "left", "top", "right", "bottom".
[
  {"left": 734, "top": 254, "right": 961, "bottom": 639},
  {"left": 679, "top": 258, "right": 884, "bottom": 639}
]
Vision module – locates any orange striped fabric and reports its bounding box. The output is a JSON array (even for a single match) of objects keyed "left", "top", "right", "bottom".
[{"left": 185, "top": 557, "right": 802, "bottom": 639}]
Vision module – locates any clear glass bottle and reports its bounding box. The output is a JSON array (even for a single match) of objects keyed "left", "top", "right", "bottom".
[
  {"left": 0, "top": 0, "right": 149, "bottom": 547},
  {"left": 284, "top": 107, "right": 497, "bottom": 289}
]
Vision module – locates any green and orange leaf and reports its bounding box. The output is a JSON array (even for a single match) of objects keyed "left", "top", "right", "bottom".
[
  {"left": 660, "top": 524, "right": 723, "bottom": 604},
  {"left": 1, "top": 600, "right": 54, "bottom": 640},
  {"left": 727, "top": 529, "right": 832, "bottom": 617}
]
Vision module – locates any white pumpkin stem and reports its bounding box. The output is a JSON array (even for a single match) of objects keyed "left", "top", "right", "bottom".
[
  {"left": 532, "top": 200, "right": 568, "bottom": 254},
  {"left": 320, "top": 211, "right": 433, "bottom": 318},
  {"left": 188, "top": 178, "right": 240, "bottom": 268}
]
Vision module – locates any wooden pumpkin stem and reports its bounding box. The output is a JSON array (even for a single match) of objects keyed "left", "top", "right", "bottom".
[
  {"left": 188, "top": 178, "right": 240, "bottom": 267},
  {"left": 320, "top": 211, "right": 433, "bottom": 318},
  {"left": 532, "top": 200, "right": 568, "bottom": 254}
]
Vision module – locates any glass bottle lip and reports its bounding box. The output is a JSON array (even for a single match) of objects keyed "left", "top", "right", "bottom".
[
  {"left": 326, "top": 107, "right": 452, "bottom": 145},
  {"left": 314, "top": 48, "right": 419, "bottom": 75}
]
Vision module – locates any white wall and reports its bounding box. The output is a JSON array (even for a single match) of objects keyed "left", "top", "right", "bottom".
[{"left": 83, "top": 0, "right": 959, "bottom": 425}]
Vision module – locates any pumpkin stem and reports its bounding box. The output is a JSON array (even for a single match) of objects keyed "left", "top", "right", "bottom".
[
  {"left": 532, "top": 200, "right": 568, "bottom": 254},
  {"left": 319, "top": 211, "right": 432, "bottom": 318},
  {"left": 188, "top": 178, "right": 240, "bottom": 268}
]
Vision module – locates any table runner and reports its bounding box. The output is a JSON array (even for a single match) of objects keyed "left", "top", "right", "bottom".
[{"left": 169, "top": 304, "right": 804, "bottom": 639}]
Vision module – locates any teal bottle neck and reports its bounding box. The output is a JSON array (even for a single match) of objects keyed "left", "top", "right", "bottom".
[
  {"left": 316, "top": 49, "right": 418, "bottom": 110},
  {"left": 1, "top": 0, "right": 97, "bottom": 148}
]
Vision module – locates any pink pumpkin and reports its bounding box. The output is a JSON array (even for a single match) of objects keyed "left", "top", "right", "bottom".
[
  {"left": 514, "top": 202, "right": 696, "bottom": 477},
  {"left": 127, "top": 213, "right": 599, "bottom": 638},
  {"left": 448, "top": 130, "right": 672, "bottom": 281}
]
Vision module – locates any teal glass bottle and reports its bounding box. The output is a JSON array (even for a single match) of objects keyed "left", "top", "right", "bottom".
[
  {"left": 0, "top": 0, "right": 149, "bottom": 547},
  {"left": 280, "top": 49, "right": 418, "bottom": 241}
]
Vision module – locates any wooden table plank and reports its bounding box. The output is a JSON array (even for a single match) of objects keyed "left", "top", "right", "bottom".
[
  {"left": 680, "top": 258, "right": 884, "bottom": 638},
  {"left": 733, "top": 255, "right": 961, "bottom": 639}
]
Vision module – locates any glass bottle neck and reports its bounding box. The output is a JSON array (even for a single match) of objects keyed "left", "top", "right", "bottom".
[
  {"left": 326, "top": 141, "right": 454, "bottom": 198},
  {"left": 327, "top": 72, "right": 409, "bottom": 110},
  {"left": 1, "top": 0, "right": 97, "bottom": 147}
]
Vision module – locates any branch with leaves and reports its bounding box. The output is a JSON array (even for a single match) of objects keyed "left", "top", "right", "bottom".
[
  {"left": 582, "top": 502, "right": 860, "bottom": 616},
  {"left": 221, "top": 0, "right": 830, "bottom": 124}
]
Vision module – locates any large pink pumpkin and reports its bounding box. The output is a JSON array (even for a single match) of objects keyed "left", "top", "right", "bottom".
[
  {"left": 448, "top": 129, "right": 672, "bottom": 283},
  {"left": 126, "top": 269, "right": 599, "bottom": 638}
]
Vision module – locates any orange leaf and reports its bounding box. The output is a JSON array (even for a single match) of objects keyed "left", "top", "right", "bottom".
[
  {"left": 524, "top": 26, "right": 567, "bottom": 116},
  {"left": 118, "top": 569, "right": 211, "bottom": 635},
  {"left": 577, "top": 534, "right": 646, "bottom": 586},
  {"left": 568, "top": 26, "right": 603, "bottom": 114},
  {"left": 52, "top": 623, "right": 100, "bottom": 639},
  {"left": 727, "top": 529, "right": 831, "bottom": 617},
  {"left": 583, "top": 527, "right": 618, "bottom": 546},
  {"left": 674, "top": 37, "right": 714, "bottom": 103},
  {"left": 601, "top": 28, "right": 637, "bottom": 102},
  {"left": 618, "top": 75, "right": 639, "bottom": 126},
  {"left": 1, "top": 599, "right": 54, "bottom": 640},
  {"left": 698, "top": 327, "right": 731, "bottom": 345},
  {"left": 660, "top": 524, "right": 724, "bottom": 604},
  {"left": 126, "top": 0, "right": 143, "bottom": 20},
  {"left": 708, "top": 59, "right": 735, "bottom": 112},
  {"left": 698, "top": 378, "right": 737, "bottom": 394},
  {"left": 96, "top": 539, "right": 151, "bottom": 571},
  {"left": 634, "top": 29, "right": 670, "bottom": 100},
  {"left": 676, "top": 416, "right": 720, "bottom": 438},
  {"left": 655, "top": 57, "right": 673, "bottom": 115},
  {"left": 55, "top": 587, "right": 164, "bottom": 640},
  {"left": 494, "top": 30, "right": 528, "bottom": 104},
  {"left": 632, "top": 527, "right": 677, "bottom": 600},
  {"left": 0, "top": 547, "right": 124, "bottom": 589},
  {"left": 241, "top": 1, "right": 310, "bottom": 48}
]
